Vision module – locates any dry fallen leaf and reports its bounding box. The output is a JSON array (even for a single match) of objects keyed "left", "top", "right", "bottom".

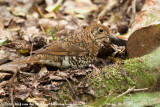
[
  {"left": 38, "top": 67, "right": 48, "bottom": 79},
  {"left": 0, "top": 18, "right": 12, "bottom": 41},
  {"left": 63, "top": 0, "right": 98, "bottom": 18},
  {"left": 26, "top": 97, "right": 49, "bottom": 107},
  {"left": 7, "top": 1, "right": 33, "bottom": 17},
  {"left": 0, "top": 50, "right": 9, "bottom": 64},
  {"left": 14, "top": 85, "right": 30, "bottom": 100}
]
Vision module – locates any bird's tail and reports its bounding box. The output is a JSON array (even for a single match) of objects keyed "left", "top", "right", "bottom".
[{"left": 0, "top": 55, "right": 39, "bottom": 72}]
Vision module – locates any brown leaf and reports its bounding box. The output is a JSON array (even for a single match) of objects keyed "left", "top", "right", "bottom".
[
  {"left": 38, "top": 18, "right": 67, "bottom": 30},
  {"left": 26, "top": 97, "right": 49, "bottom": 107},
  {"left": 0, "top": 50, "right": 9, "bottom": 65},
  {"left": 38, "top": 67, "right": 48, "bottom": 79},
  {"left": 14, "top": 85, "right": 30, "bottom": 100}
]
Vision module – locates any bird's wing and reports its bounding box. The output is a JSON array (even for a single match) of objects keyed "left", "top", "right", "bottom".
[{"left": 33, "top": 41, "right": 89, "bottom": 56}]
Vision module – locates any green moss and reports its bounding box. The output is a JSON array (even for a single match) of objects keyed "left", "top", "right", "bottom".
[
  {"left": 126, "top": 77, "right": 136, "bottom": 85},
  {"left": 58, "top": 84, "right": 72, "bottom": 103},
  {"left": 87, "top": 47, "right": 160, "bottom": 105},
  {"left": 87, "top": 67, "right": 130, "bottom": 97},
  {"left": 90, "top": 97, "right": 107, "bottom": 107}
]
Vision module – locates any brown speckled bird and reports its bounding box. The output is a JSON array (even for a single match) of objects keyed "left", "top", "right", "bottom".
[{"left": 1, "top": 23, "right": 110, "bottom": 69}]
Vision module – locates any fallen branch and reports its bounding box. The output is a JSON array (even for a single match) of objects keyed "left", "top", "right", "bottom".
[
  {"left": 66, "top": 78, "right": 79, "bottom": 101},
  {"left": 126, "top": 0, "right": 160, "bottom": 57},
  {"left": 98, "top": 0, "right": 119, "bottom": 18},
  {"left": 114, "top": 86, "right": 148, "bottom": 99},
  {"left": 9, "top": 72, "right": 17, "bottom": 107}
]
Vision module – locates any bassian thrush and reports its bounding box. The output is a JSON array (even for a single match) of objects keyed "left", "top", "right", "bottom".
[{"left": 2, "top": 23, "right": 110, "bottom": 69}]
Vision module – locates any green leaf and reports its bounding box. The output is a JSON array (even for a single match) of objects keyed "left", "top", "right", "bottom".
[
  {"left": 51, "top": 27, "right": 56, "bottom": 40},
  {"left": 53, "top": 5, "right": 60, "bottom": 11},
  {"left": 0, "top": 39, "right": 8, "bottom": 46},
  {"left": 45, "top": 0, "right": 63, "bottom": 12},
  {"left": 46, "top": 27, "right": 51, "bottom": 33},
  {"left": 106, "top": 92, "right": 160, "bottom": 107}
]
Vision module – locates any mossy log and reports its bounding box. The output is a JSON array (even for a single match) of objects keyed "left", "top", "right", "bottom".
[
  {"left": 85, "top": 47, "right": 160, "bottom": 105},
  {"left": 126, "top": 0, "right": 160, "bottom": 57}
]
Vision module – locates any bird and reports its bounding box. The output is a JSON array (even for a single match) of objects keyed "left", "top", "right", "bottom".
[{"left": 0, "top": 23, "right": 110, "bottom": 70}]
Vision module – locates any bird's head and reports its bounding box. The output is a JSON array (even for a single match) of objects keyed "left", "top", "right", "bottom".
[{"left": 86, "top": 23, "right": 110, "bottom": 46}]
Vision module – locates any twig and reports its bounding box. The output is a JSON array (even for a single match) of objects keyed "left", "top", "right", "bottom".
[
  {"left": 132, "top": 0, "right": 136, "bottom": 14},
  {"left": 28, "top": 43, "right": 34, "bottom": 62},
  {"left": 5, "top": 18, "right": 14, "bottom": 28},
  {"left": 114, "top": 86, "right": 148, "bottom": 99},
  {"left": 40, "top": 25, "right": 45, "bottom": 33},
  {"left": 33, "top": 4, "right": 43, "bottom": 18},
  {"left": 67, "top": 93, "right": 74, "bottom": 102},
  {"left": 30, "top": 43, "right": 33, "bottom": 56},
  {"left": 131, "top": 0, "right": 136, "bottom": 21},
  {"left": 106, "top": 90, "right": 113, "bottom": 101},
  {"left": 0, "top": 56, "right": 9, "bottom": 65},
  {"left": 0, "top": 70, "right": 16, "bottom": 74},
  {"left": 98, "top": 0, "right": 119, "bottom": 18},
  {"left": 19, "top": 71, "right": 34, "bottom": 76},
  {"left": 91, "top": 64, "right": 101, "bottom": 74},
  {"left": 10, "top": 88, "right": 14, "bottom": 107},
  {"left": 132, "top": 88, "right": 148, "bottom": 92},
  {"left": 66, "top": 78, "right": 79, "bottom": 101},
  {"left": 9, "top": 72, "right": 17, "bottom": 107}
]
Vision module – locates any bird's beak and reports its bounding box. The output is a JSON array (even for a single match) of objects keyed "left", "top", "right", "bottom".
[
  {"left": 108, "top": 35, "right": 118, "bottom": 40},
  {"left": 108, "top": 35, "right": 126, "bottom": 46}
]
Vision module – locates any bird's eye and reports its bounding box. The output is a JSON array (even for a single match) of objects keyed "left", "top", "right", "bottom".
[{"left": 98, "top": 28, "right": 103, "bottom": 33}]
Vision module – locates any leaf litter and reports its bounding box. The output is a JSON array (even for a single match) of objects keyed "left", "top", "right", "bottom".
[{"left": 0, "top": 0, "right": 145, "bottom": 106}]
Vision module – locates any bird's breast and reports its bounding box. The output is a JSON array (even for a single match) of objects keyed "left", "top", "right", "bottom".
[{"left": 37, "top": 54, "right": 95, "bottom": 69}]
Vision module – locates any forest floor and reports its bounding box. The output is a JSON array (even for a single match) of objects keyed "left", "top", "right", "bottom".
[{"left": 0, "top": 0, "right": 160, "bottom": 107}]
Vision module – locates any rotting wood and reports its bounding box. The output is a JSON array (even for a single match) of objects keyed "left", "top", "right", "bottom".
[{"left": 126, "top": 0, "right": 160, "bottom": 57}]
